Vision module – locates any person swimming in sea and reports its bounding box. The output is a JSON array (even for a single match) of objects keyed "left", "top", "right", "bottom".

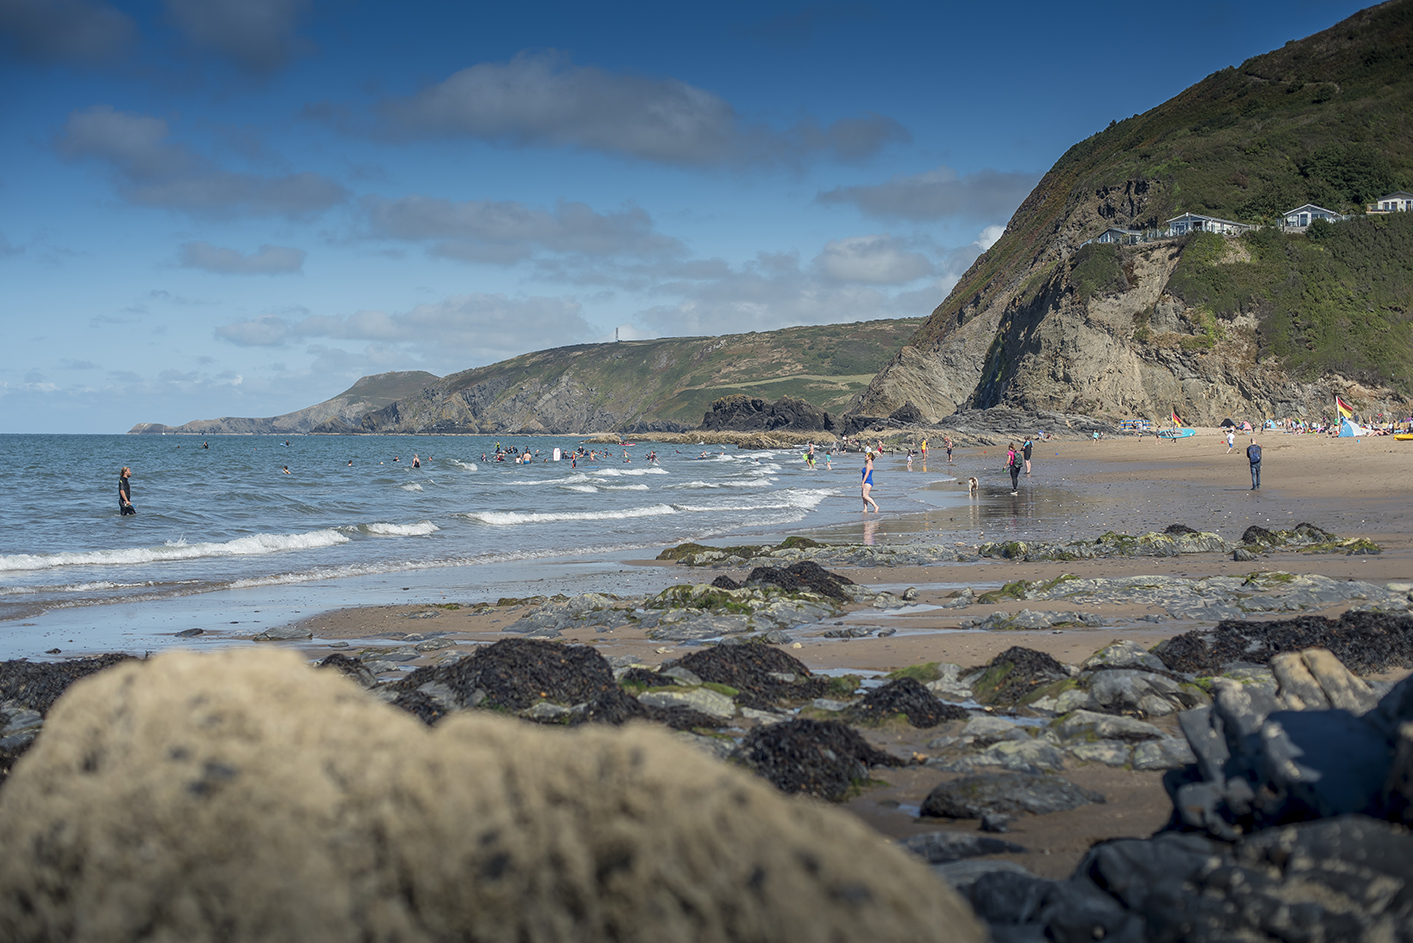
[{"left": 412, "top": 454, "right": 421, "bottom": 468}]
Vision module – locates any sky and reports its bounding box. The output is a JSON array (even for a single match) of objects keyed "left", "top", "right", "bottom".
[{"left": 0, "top": 0, "right": 1374, "bottom": 432}]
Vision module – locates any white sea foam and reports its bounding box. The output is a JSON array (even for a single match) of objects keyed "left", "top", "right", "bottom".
[
  {"left": 463, "top": 505, "right": 679, "bottom": 526},
  {"left": 562, "top": 484, "right": 599, "bottom": 493},
  {"left": 400, "top": 482, "right": 424, "bottom": 492},
  {"left": 363, "top": 521, "right": 439, "bottom": 537},
  {"left": 589, "top": 466, "right": 669, "bottom": 477},
  {"left": 451, "top": 460, "right": 478, "bottom": 471},
  {"left": 600, "top": 484, "right": 649, "bottom": 491},
  {"left": 0, "top": 529, "right": 351, "bottom": 572}
]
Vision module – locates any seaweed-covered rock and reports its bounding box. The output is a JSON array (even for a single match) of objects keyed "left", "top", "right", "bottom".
[
  {"left": 315, "top": 652, "right": 376, "bottom": 688},
  {"left": 971, "top": 647, "right": 1070, "bottom": 706},
  {"left": 671, "top": 644, "right": 828, "bottom": 710},
  {"left": 922, "top": 773, "right": 1105, "bottom": 819},
  {"left": 1155, "top": 610, "right": 1413, "bottom": 676},
  {"left": 844, "top": 678, "right": 968, "bottom": 727},
  {"left": 734, "top": 718, "right": 902, "bottom": 800},
  {"left": 0, "top": 655, "right": 134, "bottom": 715},
  {"left": 0, "top": 649, "right": 982, "bottom": 943},
  {"left": 742, "top": 561, "right": 855, "bottom": 601},
  {"left": 391, "top": 638, "right": 620, "bottom": 720}
]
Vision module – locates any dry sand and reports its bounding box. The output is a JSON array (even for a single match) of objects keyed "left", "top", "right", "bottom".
[{"left": 277, "top": 429, "right": 1412, "bottom": 880}]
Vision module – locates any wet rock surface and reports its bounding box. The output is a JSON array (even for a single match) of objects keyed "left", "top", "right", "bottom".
[
  {"left": 973, "top": 647, "right": 1413, "bottom": 942},
  {"left": 734, "top": 718, "right": 902, "bottom": 801},
  {"left": 922, "top": 772, "right": 1106, "bottom": 819}
]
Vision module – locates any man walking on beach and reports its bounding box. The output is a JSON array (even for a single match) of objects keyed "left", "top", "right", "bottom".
[
  {"left": 1246, "top": 438, "right": 1262, "bottom": 489},
  {"left": 118, "top": 466, "right": 136, "bottom": 515}
]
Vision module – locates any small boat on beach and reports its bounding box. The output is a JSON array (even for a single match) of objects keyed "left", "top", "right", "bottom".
[{"left": 1395, "top": 433, "right": 1413, "bottom": 441}]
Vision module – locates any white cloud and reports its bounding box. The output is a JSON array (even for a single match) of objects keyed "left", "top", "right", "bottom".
[
  {"left": 215, "top": 293, "right": 594, "bottom": 371},
  {"left": 57, "top": 105, "right": 348, "bottom": 218},
  {"left": 812, "top": 234, "right": 934, "bottom": 284},
  {"left": 374, "top": 51, "right": 908, "bottom": 168},
  {"left": 0, "top": 0, "right": 136, "bottom": 65},
  {"left": 976, "top": 224, "right": 1006, "bottom": 250},
  {"left": 179, "top": 241, "right": 306, "bottom": 275},
  {"left": 164, "top": 0, "right": 312, "bottom": 74},
  {"left": 816, "top": 164, "right": 1038, "bottom": 221},
  {"left": 361, "top": 194, "right": 683, "bottom": 264}
]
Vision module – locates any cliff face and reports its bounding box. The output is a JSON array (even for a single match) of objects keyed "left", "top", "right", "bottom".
[{"left": 858, "top": 0, "right": 1413, "bottom": 425}]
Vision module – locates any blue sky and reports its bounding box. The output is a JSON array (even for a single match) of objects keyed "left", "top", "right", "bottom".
[{"left": 0, "top": 0, "right": 1372, "bottom": 432}]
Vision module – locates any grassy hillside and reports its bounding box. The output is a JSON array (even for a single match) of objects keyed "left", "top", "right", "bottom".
[
  {"left": 1167, "top": 212, "right": 1413, "bottom": 389},
  {"left": 334, "top": 371, "right": 441, "bottom": 407},
  {"left": 430, "top": 319, "right": 922, "bottom": 427},
  {"left": 911, "top": 0, "right": 1413, "bottom": 393}
]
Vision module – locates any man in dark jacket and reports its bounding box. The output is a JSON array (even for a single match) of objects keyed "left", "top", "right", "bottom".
[
  {"left": 1246, "top": 439, "right": 1262, "bottom": 490},
  {"left": 118, "top": 466, "right": 136, "bottom": 515}
]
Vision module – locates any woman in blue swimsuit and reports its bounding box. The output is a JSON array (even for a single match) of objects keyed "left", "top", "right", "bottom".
[{"left": 861, "top": 452, "right": 879, "bottom": 512}]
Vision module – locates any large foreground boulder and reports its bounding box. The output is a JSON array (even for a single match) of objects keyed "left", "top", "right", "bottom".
[{"left": 0, "top": 650, "right": 981, "bottom": 943}]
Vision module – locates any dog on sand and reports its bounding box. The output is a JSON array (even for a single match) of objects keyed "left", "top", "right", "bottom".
[{"left": 966, "top": 476, "right": 979, "bottom": 495}]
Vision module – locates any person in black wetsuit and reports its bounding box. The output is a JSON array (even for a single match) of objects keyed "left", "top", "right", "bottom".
[{"left": 118, "top": 466, "right": 136, "bottom": 515}]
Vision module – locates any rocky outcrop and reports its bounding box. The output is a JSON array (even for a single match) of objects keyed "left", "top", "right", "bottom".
[
  {"left": 698, "top": 394, "right": 835, "bottom": 433},
  {"left": 0, "top": 649, "right": 982, "bottom": 942}
]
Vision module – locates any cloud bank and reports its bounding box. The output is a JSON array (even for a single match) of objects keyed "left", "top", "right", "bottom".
[
  {"left": 179, "top": 241, "right": 306, "bottom": 274},
  {"left": 0, "top": 0, "right": 136, "bottom": 64},
  {"left": 817, "top": 164, "right": 1038, "bottom": 221},
  {"left": 57, "top": 105, "right": 347, "bottom": 218},
  {"left": 374, "top": 51, "right": 908, "bottom": 168},
  {"left": 361, "top": 194, "right": 683, "bottom": 265},
  {"left": 215, "top": 293, "right": 594, "bottom": 369},
  {"left": 164, "top": 0, "right": 313, "bottom": 74}
]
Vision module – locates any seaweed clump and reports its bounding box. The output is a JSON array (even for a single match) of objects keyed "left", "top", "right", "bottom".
[
  {"left": 712, "top": 561, "right": 855, "bottom": 601},
  {"left": 735, "top": 718, "right": 902, "bottom": 801},
  {"left": 393, "top": 638, "right": 618, "bottom": 712},
  {"left": 844, "top": 678, "right": 969, "bottom": 727},
  {"left": 1156, "top": 610, "right": 1413, "bottom": 676},
  {"left": 672, "top": 644, "right": 828, "bottom": 709},
  {"left": 0, "top": 654, "right": 135, "bottom": 715},
  {"left": 971, "top": 647, "right": 1069, "bottom": 706}
]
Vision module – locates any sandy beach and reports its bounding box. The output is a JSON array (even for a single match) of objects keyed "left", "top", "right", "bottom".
[{"left": 250, "top": 429, "right": 1412, "bottom": 879}]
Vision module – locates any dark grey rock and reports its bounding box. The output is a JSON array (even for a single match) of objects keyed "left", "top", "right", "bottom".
[
  {"left": 980, "top": 813, "right": 1011, "bottom": 833},
  {"left": 921, "top": 773, "right": 1105, "bottom": 819},
  {"left": 901, "top": 830, "right": 1026, "bottom": 863}
]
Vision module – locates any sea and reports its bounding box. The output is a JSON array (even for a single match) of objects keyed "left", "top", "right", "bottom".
[{"left": 0, "top": 434, "right": 995, "bottom": 657}]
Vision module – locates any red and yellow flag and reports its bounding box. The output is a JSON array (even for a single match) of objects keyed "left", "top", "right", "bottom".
[
  {"left": 1335, "top": 395, "right": 1354, "bottom": 419},
  {"left": 1171, "top": 409, "right": 1184, "bottom": 426}
]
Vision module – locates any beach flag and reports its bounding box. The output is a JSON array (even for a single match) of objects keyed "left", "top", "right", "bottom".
[
  {"left": 1171, "top": 409, "right": 1183, "bottom": 426},
  {"left": 1335, "top": 395, "right": 1354, "bottom": 419}
]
